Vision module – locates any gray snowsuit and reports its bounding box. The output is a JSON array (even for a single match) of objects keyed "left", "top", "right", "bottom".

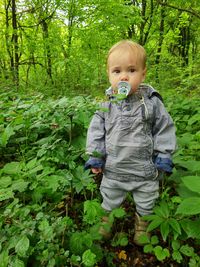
[{"left": 86, "top": 84, "right": 176, "bottom": 215}]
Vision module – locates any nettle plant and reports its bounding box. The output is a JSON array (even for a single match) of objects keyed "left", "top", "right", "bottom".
[{"left": 139, "top": 96, "right": 200, "bottom": 266}]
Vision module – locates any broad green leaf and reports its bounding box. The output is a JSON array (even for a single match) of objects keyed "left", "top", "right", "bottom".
[
  {"left": 2, "top": 162, "right": 22, "bottom": 175},
  {"left": 176, "top": 197, "right": 200, "bottom": 215},
  {"left": 72, "top": 166, "right": 93, "bottom": 193},
  {"left": 150, "top": 235, "right": 159, "bottom": 245},
  {"left": 0, "top": 250, "right": 9, "bottom": 266},
  {"left": 181, "top": 176, "right": 200, "bottom": 193},
  {"left": 27, "top": 164, "right": 43, "bottom": 175},
  {"left": 154, "top": 201, "right": 170, "bottom": 218},
  {"left": 82, "top": 249, "right": 96, "bottom": 267},
  {"left": 83, "top": 200, "right": 104, "bottom": 224},
  {"left": 180, "top": 219, "right": 200, "bottom": 239},
  {"left": 172, "top": 240, "right": 181, "bottom": 250},
  {"left": 26, "top": 158, "right": 37, "bottom": 170},
  {"left": 154, "top": 246, "right": 170, "bottom": 261},
  {"left": 188, "top": 114, "right": 200, "bottom": 125},
  {"left": 0, "top": 188, "right": 14, "bottom": 201},
  {"left": 11, "top": 179, "right": 29, "bottom": 192},
  {"left": 0, "top": 125, "right": 15, "bottom": 146},
  {"left": 12, "top": 257, "right": 25, "bottom": 267},
  {"left": 179, "top": 245, "right": 194, "bottom": 257},
  {"left": 69, "top": 232, "right": 93, "bottom": 255},
  {"left": 160, "top": 220, "right": 170, "bottom": 241},
  {"left": 178, "top": 133, "right": 193, "bottom": 146},
  {"left": 110, "top": 208, "right": 126, "bottom": 219},
  {"left": 38, "top": 219, "right": 54, "bottom": 241},
  {"left": 15, "top": 236, "right": 30, "bottom": 257},
  {"left": 112, "top": 232, "right": 128, "bottom": 247},
  {"left": 144, "top": 244, "right": 153, "bottom": 253},
  {"left": 168, "top": 218, "right": 181, "bottom": 235},
  {"left": 174, "top": 160, "right": 200, "bottom": 172},
  {"left": 147, "top": 216, "right": 164, "bottom": 232},
  {"left": 177, "top": 183, "right": 200, "bottom": 199},
  {"left": 70, "top": 255, "right": 81, "bottom": 265},
  {"left": 136, "top": 233, "right": 150, "bottom": 245},
  {"left": 172, "top": 250, "right": 182, "bottom": 263},
  {"left": 0, "top": 176, "right": 12, "bottom": 188}
]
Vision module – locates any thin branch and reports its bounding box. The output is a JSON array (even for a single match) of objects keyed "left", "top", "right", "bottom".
[{"left": 157, "top": 0, "right": 200, "bottom": 19}]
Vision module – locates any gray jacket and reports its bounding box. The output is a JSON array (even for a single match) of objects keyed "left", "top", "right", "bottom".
[{"left": 86, "top": 84, "right": 176, "bottom": 180}]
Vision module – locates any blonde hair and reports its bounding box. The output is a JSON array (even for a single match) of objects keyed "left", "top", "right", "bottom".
[{"left": 107, "top": 40, "right": 147, "bottom": 69}]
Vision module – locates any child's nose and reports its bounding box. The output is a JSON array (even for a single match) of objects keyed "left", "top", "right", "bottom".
[{"left": 120, "top": 72, "right": 128, "bottom": 81}]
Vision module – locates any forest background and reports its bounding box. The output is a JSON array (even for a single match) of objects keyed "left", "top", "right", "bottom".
[
  {"left": 0, "top": 0, "right": 200, "bottom": 267},
  {"left": 1, "top": 0, "right": 200, "bottom": 96}
]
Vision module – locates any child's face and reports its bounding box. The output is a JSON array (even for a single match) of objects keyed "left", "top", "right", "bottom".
[{"left": 107, "top": 48, "right": 146, "bottom": 94}]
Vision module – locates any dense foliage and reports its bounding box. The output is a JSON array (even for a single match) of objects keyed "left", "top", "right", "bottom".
[
  {"left": 0, "top": 0, "right": 200, "bottom": 96},
  {"left": 0, "top": 0, "right": 200, "bottom": 266},
  {"left": 0, "top": 90, "right": 200, "bottom": 266}
]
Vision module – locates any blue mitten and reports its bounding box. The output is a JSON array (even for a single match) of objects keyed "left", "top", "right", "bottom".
[
  {"left": 84, "top": 157, "right": 104, "bottom": 170},
  {"left": 154, "top": 157, "right": 174, "bottom": 174}
]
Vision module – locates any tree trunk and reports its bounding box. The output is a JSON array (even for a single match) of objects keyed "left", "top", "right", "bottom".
[
  {"left": 179, "top": 25, "right": 190, "bottom": 66},
  {"left": 155, "top": 2, "right": 166, "bottom": 66},
  {"left": 11, "top": 0, "right": 19, "bottom": 86},
  {"left": 41, "top": 19, "right": 53, "bottom": 82}
]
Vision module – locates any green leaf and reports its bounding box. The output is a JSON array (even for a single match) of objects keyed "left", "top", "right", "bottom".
[
  {"left": 172, "top": 250, "right": 182, "bottom": 263},
  {"left": 147, "top": 216, "right": 164, "bottom": 231},
  {"left": 137, "top": 233, "right": 150, "bottom": 245},
  {"left": 11, "top": 179, "right": 29, "bottom": 192},
  {"left": 26, "top": 158, "right": 37, "bottom": 170},
  {"left": 0, "top": 176, "right": 12, "bottom": 188},
  {"left": 112, "top": 232, "right": 128, "bottom": 247},
  {"left": 176, "top": 197, "right": 200, "bottom": 215},
  {"left": 69, "top": 232, "right": 93, "bottom": 255},
  {"left": 70, "top": 254, "right": 81, "bottom": 265},
  {"left": 168, "top": 218, "right": 181, "bottom": 235},
  {"left": 12, "top": 257, "right": 25, "bottom": 267},
  {"left": 188, "top": 114, "right": 200, "bottom": 125},
  {"left": 179, "top": 245, "right": 194, "bottom": 257},
  {"left": 2, "top": 162, "right": 22, "bottom": 175},
  {"left": 110, "top": 208, "right": 126, "bottom": 219},
  {"left": 72, "top": 166, "right": 93, "bottom": 193},
  {"left": 144, "top": 244, "right": 153, "bottom": 253},
  {"left": 175, "top": 160, "right": 200, "bottom": 172},
  {"left": 0, "top": 250, "right": 9, "bottom": 266},
  {"left": 154, "top": 246, "right": 170, "bottom": 261},
  {"left": 82, "top": 249, "right": 96, "bottom": 267},
  {"left": 172, "top": 240, "right": 181, "bottom": 250},
  {"left": 15, "top": 236, "right": 30, "bottom": 257},
  {"left": 38, "top": 219, "right": 54, "bottom": 241},
  {"left": 150, "top": 235, "right": 159, "bottom": 245},
  {"left": 181, "top": 176, "right": 200, "bottom": 193},
  {"left": 83, "top": 200, "right": 104, "bottom": 225},
  {"left": 0, "top": 188, "right": 14, "bottom": 201},
  {"left": 0, "top": 125, "right": 15, "bottom": 146},
  {"left": 180, "top": 219, "right": 200, "bottom": 239},
  {"left": 154, "top": 201, "right": 170, "bottom": 218},
  {"left": 160, "top": 220, "right": 170, "bottom": 241}
]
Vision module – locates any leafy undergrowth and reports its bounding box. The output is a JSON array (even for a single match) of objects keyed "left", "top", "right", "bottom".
[{"left": 0, "top": 91, "right": 200, "bottom": 266}]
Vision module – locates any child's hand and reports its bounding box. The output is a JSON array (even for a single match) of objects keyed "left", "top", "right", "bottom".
[
  {"left": 85, "top": 157, "right": 104, "bottom": 172},
  {"left": 91, "top": 168, "right": 102, "bottom": 174},
  {"left": 154, "top": 157, "right": 174, "bottom": 174}
]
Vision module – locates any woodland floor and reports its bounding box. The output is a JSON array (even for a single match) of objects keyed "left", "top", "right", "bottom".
[{"left": 79, "top": 175, "right": 194, "bottom": 267}]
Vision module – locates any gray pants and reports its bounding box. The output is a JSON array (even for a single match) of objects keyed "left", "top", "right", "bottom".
[{"left": 100, "top": 175, "right": 159, "bottom": 216}]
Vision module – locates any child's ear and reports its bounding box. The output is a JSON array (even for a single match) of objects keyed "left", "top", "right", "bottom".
[{"left": 142, "top": 68, "right": 147, "bottom": 82}]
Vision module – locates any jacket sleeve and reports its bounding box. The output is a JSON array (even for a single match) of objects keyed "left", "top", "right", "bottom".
[
  {"left": 152, "top": 97, "right": 177, "bottom": 160},
  {"left": 86, "top": 105, "right": 106, "bottom": 159}
]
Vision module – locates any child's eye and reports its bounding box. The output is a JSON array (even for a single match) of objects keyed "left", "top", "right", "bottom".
[
  {"left": 130, "top": 68, "right": 135, "bottom": 73},
  {"left": 113, "top": 69, "right": 120, "bottom": 74}
]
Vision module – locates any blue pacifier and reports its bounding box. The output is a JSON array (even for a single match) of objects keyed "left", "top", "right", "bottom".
[{"left": 117, "top": 81, "right": 131, "bottom": 96}]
